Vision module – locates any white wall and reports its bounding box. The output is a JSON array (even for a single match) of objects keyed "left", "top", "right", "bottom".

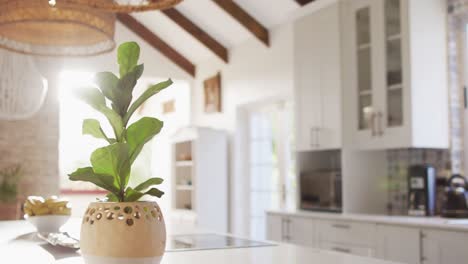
[{"left": 191, "top": 23, "right": 295, "bottom": 236}]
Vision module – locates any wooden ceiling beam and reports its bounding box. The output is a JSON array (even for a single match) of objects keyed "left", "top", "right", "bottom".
[
  {"left": 117, "top": 13, "right": 196, "bottom": 77},
  {"left": 211, "top": 0, "right": 269, "bottom": 47},
  {"left": 162, "top": 8, "right": 229, "bottom": 63},
  {"left": 295, "top": 0, "right": 316, "bottom": 6}
]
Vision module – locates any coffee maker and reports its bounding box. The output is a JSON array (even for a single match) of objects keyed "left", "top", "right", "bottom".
[{"left": 408, "top": 165, "right": 436, "bottom": 216}]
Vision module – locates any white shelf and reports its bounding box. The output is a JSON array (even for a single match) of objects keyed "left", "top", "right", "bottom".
[
  {"left": 388, "top": 84, "right": 403, "bottom": 91},
  {"left": 386, "top": 33, "right": 401, "bottom": 41},
  {"left": 358, "top": 43, "right": 371, "bottom": 51},
  {"left": 359, "top": 90, "right": 372, "bottom": 96},
  {"left": 176, "top": 185, "right": 194, "bottom": 191},
  {"left": 175, "top": 161, "right": 193, "bottom": 167}
]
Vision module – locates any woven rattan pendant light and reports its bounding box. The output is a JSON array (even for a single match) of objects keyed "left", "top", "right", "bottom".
[
  {"left": 66, "top": 0, "right": 183, "bottom": 12},
  {"left": 0, "top": 0, "right": 116, "bottom": 56},
  {"left": 0, "top": 49, "right": 47, "bottom": 120}
]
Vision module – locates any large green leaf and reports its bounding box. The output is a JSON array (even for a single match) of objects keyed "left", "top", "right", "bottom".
[
  {"left": 68, "top": 167, "right": 119, "bottom": 194},
  {"left": 76, "top": 88, "right": 124, "bottom": 141},
  {"left": 75, "top": 87, "right": 106, "bottom": 110},
  {"left": 118, "top": 42, "right": 140, "bottom": 77},
  {"left": 123, "top": 79, "right": 173, "bottom": 125},
  {"left": 106, "top": 192, "right": 119, "bottom": 202},
  {"left": 126, "top": 117, "right": 163, "bottom": 164},
  {"left": 124, "top": 187, "right": 164, "bottom": 202},
  {"left": 114, "top": 64, "right": 144, "bottom": 116},
  {"left": 82, "top": 119, "right": 113, "bottom": 143},
  {"left": 134, "top": 178, "right": 164, "bottom": 192},
  {"left": 94, "top": 72, "right": 119, "bottom": 102},
  {"left": 90, "top": 143, "right": 131, "bottom": 188}
]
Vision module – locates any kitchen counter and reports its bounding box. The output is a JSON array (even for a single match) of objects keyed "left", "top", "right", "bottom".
[
  {"left": 267, "top": 209, "right": 468, "bottom": 232},
  {"left": 0, "top": 219, "right": 401, "bottom": 264}
]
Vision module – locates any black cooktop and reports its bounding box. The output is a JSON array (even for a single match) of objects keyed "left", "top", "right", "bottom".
[{"left": 166, "top": 234, "right": 275, "bottom": 252}]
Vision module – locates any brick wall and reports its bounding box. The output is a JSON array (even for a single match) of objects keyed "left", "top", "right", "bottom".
[{"left": 0, "top": 73, "right": 60, "bottom": 200}]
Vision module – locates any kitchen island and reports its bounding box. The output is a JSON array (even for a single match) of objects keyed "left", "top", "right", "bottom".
[{"left": 0, "top": 219, "right": 401, "bottom": 264}]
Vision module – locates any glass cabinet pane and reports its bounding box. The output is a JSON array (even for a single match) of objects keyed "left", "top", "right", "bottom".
[
  {"left": 386, "top": 39, "right": 402, "bottom": 86},
  {"left": 385, "top": 0, "right": 401, "bottom": 37},
  {"left": 356, "top": 8, "right": 371, "bottom": 45},
  {"left": 356, "top": 7, "right": 373, "bottom": 131},
  {"left": 385, "top": 0, "right": 403, "bottom": 127},
  {"left": 359, "top": 95, "right": 373, "bottom": 130},
  {"left": 358, "top": 48, "right": 372, "bottom": 92},
  {"left": 387, "top": 89, "right": 403, "bottom": 127}
]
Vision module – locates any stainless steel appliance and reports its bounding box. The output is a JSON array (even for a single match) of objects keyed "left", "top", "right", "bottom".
[
  {"left": 441, "top": 175, "right": 468, "bottom": 218},
  {"left": 299, "top": 170, "right": 342, "bottom": 212},
  {"left": 408, "top": 165, "right": 436, "bottom": 216}
]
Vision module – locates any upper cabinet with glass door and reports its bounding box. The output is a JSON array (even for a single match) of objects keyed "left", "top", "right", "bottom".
[{"left": 342, "top": 0, "right": 449, "bottom": 149}]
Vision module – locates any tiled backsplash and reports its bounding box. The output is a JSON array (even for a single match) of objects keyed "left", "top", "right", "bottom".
[{"left": 386, "top": 149, "right": 451, "bottom": 215}]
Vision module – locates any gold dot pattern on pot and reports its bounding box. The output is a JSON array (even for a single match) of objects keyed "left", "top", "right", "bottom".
[
  {"left": 83, "top": 204, "right": 164, "bottom": 225},
  {"left": 124, "top": 206, "right": 132, "bottom": 214},
  {"left": 134, "top": 212, "right": 141, "bottom": 219},
  {"left": 107, "top": 212, "right": 114, "bottom": 220}
]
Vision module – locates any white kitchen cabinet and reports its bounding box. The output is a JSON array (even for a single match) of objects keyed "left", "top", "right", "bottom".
[
  {"left": 421, "top": 229, "right": 468, "bottom": 264},
  {"left": 318, "top": 241, "right": 375, "bottom": 257},
  {"left": 294, "top": 3, "right": 342, "bottom": 151},
  {"left": 315, "top": 220, "right": 377, "bottom": 250},
  {"left": 376, "top": 225, "right": 421, "bottom": 264},
  {"left": 342, "top": 0, "right": 448, "bottom": 149},
  {"left": 266, "top": 214, "right": 315, "bottom": 247}
]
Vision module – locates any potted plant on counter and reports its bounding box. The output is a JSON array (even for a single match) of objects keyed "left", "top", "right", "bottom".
[
  {"left": 68, "top": 41, "right": 172, "bottom": 264},
  {"left": 0, "top": 165, "right": 20, "bottom": 220}
]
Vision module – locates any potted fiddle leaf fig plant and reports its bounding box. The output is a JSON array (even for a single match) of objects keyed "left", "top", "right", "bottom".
[{"left": 68, "top": 42, "right": 172, "bottom": 264}]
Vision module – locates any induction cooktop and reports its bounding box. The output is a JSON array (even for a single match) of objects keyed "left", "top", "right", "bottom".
[{"left": 165, "top": 234, "right": 275, "bottom": 252}]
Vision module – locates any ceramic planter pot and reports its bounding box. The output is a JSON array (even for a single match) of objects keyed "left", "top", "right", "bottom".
[{"left": 80, "top": 201, "right": 166, "bottom": 264}]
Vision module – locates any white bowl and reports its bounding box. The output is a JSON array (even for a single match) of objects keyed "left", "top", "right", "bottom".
[{"left": 25, "top": 215, "right": 70, "bottom": 233}]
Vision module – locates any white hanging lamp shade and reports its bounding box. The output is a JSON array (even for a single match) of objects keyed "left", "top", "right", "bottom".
[{"left": 0, "top": 49, "right": 48, "bottom": 120}]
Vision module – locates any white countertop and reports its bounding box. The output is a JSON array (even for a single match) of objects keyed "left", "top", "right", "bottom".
[
  {"left": 267, "top": 210, "right": 468, "bottom": 232},
  {"left": 0, "top": 218, "right": 401, "bottom": 264}
]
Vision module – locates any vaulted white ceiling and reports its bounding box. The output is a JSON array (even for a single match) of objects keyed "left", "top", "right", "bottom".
[{"left": 125, "top": 0, "right": 304, "bottom": 66}]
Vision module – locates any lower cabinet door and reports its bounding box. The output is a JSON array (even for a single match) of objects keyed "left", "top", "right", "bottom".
[
  {"left": 318, "top": 241, "right": 374, "bottom": 257},
  {"left": 266, "top": 214, "right": 284, "bottom": 242},
  {"left": 288, "top": 217, "right": 315, "bottom": 247},
  {"left": 422, "top": 229, "right": 468, "bottom": 264},
  {"left": 376, "top": 225, "right": 421, "bottom": 264}
]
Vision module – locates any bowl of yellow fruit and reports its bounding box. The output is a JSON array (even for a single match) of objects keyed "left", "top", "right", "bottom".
[{"left": 24, "top": 196, "right": 72, "bottom": 233}]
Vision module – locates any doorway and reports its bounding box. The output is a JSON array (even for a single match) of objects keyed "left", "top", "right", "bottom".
[{"left": 244, "top": 100, "right": 296, "bottom": 240}]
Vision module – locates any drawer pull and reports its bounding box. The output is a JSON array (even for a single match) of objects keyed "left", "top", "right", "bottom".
[
  {"left": 332, "top": 247, "right": 351, "bottom": 253},
  {"left": 331, "top": 223, "right": 351, "bottom": 229}
]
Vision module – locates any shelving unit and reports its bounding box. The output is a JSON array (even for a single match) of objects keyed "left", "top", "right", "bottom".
[{"left": 171, "top": 127, "right": 228, "bottom": 232}]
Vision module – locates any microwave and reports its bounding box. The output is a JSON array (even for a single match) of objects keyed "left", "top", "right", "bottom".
[{"left": 299, "top": 170, "right": 342, "bottom": 212}]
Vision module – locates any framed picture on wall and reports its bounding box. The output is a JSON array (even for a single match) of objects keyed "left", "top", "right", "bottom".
[
  {"left": 162, "top": 100, "right": 175, "bottom": 114},
  {"left": 203, "top": 73, "right": 222, "bottom": 113}
]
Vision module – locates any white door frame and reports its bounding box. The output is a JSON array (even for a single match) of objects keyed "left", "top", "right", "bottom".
[{"left": 236, "top": 95, "right": 293, "bottom": 238}]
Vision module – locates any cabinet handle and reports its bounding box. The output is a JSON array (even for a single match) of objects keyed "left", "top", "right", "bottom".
[
  {"left": 281, "top": 218, "right": 286, "bottom": 241},
  {"left": 281, "top": 218, "right": 291, "bottom": 241},
  {"left": 331, "top": 223, "right": 351, "bottom": 229},
  {"left": 332, "top": 247, "right": 351, "bottom": 253},
  {"left": 377, "top": 111, "right": 384, "bottom": 136},
  {"left": 370, "top": 112, "right": 377, "bottom": 137}
]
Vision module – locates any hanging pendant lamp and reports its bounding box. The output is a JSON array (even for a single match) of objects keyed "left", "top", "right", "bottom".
[
  {"left": 0, "top": 49, "right": 48, "bottom": 120},
  {"left": 64, "top": 0, "right": 183, "bottom": 13},
  {"left": 0, "top": 0, "right": 116, "bottom": 56}
]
